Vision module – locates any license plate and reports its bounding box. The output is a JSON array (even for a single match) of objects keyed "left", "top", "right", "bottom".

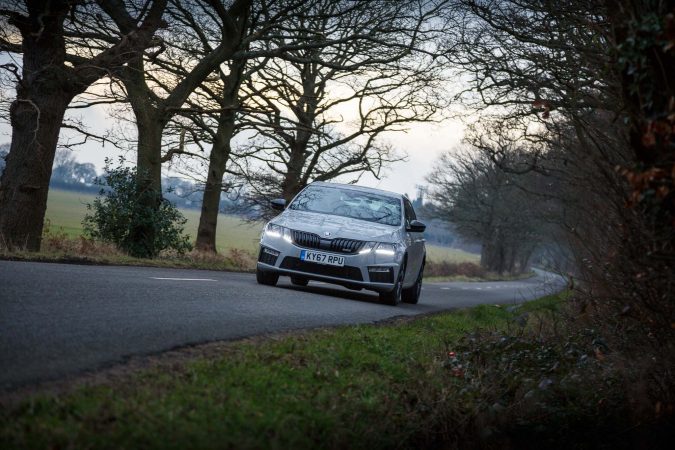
[{"left": 300, "top": 250, "right": 345, "bottom": 267}]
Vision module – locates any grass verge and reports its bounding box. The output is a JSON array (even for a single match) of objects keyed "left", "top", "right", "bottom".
[
  {"left": 3, "top": 291, "right": 670, "bottom": 449},
  {"left": 0, "top": 248, "right": 255, "bottom": 272},
  {"left": 0, "top": 227, "right": 257, "bottom": 272}
]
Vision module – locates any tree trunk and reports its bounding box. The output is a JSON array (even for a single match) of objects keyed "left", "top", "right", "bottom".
[
  {"left": 195, "top": 56, "right": 246, "bottom": 253},
  {"left": 126, "top": 112, "right": 164, "bottom": 258},
  {"left": 120, "top": 54, "right": 164, "bottom": 257},
  {"left": 280, "top": 61, "right": 317, "bottom": 203},
  {"left": 0, "top": 1, "right": 72, "bottom": 250},
  {"left": 0, "top": 0, "right": 167, "bottom": 252},
  {"left": 480, "top": 227, "right": 505, "bottom": 273},
  {"left": 281, "top": 143, "right": 308, "bottom": 203},
  {"left": 120, "top": 5, "right": 248, "bottom": 256},
  {"left": 518, "top": 249, "right": 533, "bottom": 274},
  {"left": 0, "top": 94, "right": 70, "bottom": 250},
  {"left": 195, "top": 112, "right": 235, "bottom": 252},
  {"left": 506, "top": 244, "right": 517, "bottom": 275},
  {"left": 135, "top": 115, "right": 163, "bottom": 195},
  {"left": 280, "top": 122, "right": 313, "bottom": 202}
]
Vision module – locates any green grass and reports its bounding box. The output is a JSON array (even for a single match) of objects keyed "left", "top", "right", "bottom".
[
  {"left": 0, "top": 293, "right": 567, "bottom": 449},
  {"left": 44, "top": 188, "right": 478, "bottom": 263},
  {"left": 43, "top": 189, "right": 94, "bottom": 237}
]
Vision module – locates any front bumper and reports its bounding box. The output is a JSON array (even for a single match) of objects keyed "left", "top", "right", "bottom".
[{"left": 257, "top": 236, "right": 402, "bottom": 293}]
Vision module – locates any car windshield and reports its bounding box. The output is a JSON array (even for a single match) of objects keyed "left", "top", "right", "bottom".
[{"left": 289, "top": 185, "right": 402, "bottom": 226}]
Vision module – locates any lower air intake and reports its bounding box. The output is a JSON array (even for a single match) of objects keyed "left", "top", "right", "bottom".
[{"left": 280, "top": 257, "right": 363, "bottom": 281}]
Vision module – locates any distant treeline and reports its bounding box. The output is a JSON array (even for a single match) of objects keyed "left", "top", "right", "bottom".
[
  {"left": 0, "top": 146, "right": 230, "bottom": 212},
  {"left": 416, "top": 209, "right": 480, "bottom": 253}
]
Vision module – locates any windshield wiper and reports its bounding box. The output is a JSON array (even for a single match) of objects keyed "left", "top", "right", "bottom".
[{"left": 372, "top": 211, "right": 395, "bottom": 223}]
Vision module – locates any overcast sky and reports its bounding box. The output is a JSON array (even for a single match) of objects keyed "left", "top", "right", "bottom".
[{"left": 349, "top": 120, "right": 463, "bottom": 198}]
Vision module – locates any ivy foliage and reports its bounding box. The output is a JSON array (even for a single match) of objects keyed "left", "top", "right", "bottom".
[{"left": 83, "top": 158, "right": 192, "bottom": 258}]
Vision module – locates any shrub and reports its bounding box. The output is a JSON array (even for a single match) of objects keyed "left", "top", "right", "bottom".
[{"left": 83, "top": 159, "right": 192, "bottom": 258}]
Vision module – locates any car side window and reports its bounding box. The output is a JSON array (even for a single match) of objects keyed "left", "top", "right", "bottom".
[{"left": 403, "top": 198, "right": 416, "bottom": 226}]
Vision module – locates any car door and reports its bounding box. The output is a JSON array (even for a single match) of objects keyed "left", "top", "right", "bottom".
[{"left": 403, "top": 197, "right": 424, "bottom": 284}]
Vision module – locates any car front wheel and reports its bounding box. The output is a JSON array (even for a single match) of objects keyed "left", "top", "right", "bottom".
[
  {"left": 379, "top": 261, "right": 405, "bottom": 306},
  {"left": 402, "top": 261, "right": 424, "bottom": 304},
  {"left": 256, "top": 267, "right": 279, "bottom": 286}
]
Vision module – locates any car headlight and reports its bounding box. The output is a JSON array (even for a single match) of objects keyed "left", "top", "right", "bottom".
[
  {"left": 264, "top": 223, "right": 293, "bottom": 243},
  {"left": 359, "top": 242, "right": 397, "bottom": 256},
  {"left": 375, "top": 243, "right": 397, "bottom": 256},
  {"left": 358, "top": 241, "right": 377, "bottom": 255}
]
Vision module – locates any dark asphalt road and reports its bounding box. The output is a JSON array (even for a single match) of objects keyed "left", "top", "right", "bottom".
[{"left": 0, "top": 260, "right": 565, "bottom": 389}]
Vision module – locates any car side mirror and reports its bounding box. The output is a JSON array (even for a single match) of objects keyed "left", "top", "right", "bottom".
[
  {"left": 271, "top": 198, "right": 286, "bottom": 211},
  {"left": 407, "top": 220, "right": 426, "bottom": 232}
]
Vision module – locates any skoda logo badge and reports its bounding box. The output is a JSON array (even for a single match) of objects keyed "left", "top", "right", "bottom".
[{"left": 324, "top": 231, "right": 331, "bottom": 237}]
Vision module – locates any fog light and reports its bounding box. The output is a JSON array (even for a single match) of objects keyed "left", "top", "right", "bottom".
[
  {"left": 263, "top": 248, "right": 280, "bottom": 257},
  {"left": 368, "top": 266, "right": 394, "bottom": 283},
  {"left": 259, "top": 247, "right": 280, "bottom": 265}
]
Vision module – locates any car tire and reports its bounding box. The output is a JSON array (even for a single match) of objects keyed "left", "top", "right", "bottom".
[
  {"left": 402, "top": 261, "right": 424, "bottom": 304},
  {"left": 291, "top": 276, "right": 309, "bottom": 286},
  {"left": 256, "top": 268, "right": 279, "bottom": 286},
  {"left": 380, "top": 260, "right": 405, "bottom": 306}
]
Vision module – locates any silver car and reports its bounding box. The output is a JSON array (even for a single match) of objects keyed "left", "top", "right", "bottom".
[{"left": 256, "top": 181, "right": 426, "bottom": 305}]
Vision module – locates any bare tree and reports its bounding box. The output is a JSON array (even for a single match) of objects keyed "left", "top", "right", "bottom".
[
  {"left": 102, "top": 0, "right": 252, "bottom": 257},
  {"left": 164, "top": 0, "right": 451, "bottom": 251},
  {"left": 0, "top": 0, "right": 167, "bottom": 251},
  {"left": 159, "top": 0, "right": 285, "bottom": 253},
  {"left": 146, "top": 0, "right": 338, "bottom": 252},
  {"left": 105, "top": 0, "right": 357, "bottom": 254},
  {"left": 428, "top": 146, "right": 547, "bottom": 275},
  {"left": 236, "top": 0, "right": 451, "bottom": 210},
  {"left": 443, "top": 0, "right": 675, "bottom": 343},
  {"left": 183, "top": 56, "right": 251, "bottom": 252}
]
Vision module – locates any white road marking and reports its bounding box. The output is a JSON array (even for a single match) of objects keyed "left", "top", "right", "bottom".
[
  {"left": 441, "top": 287, "right": 451, "bottom": 290},
  {"left": 151, "top": 277, "right": 217, "bottom": 282}
]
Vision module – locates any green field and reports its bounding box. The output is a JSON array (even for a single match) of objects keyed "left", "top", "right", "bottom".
[
  {"left": 45, "top": 189, "right": 263, "bottom": 254},
  {"left": 426, "top": 244, "right": 479, "bottom": 264},
  {"left": 44, "top": 188, "right": 478, "bottom": 262}
]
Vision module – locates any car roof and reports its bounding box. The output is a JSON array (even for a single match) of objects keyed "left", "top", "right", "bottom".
[{"left": 309, "top": 181, "right": 404, "bottom": 199}]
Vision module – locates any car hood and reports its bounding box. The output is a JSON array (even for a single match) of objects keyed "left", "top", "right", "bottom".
[{"left": 272, "top": 210, "right": 401, "bottom": 242}]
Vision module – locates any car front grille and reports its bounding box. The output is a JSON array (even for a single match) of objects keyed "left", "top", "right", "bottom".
[
  {"left": 291, "top": 230, "right": 321, "bottom": 248},
  {"left": 290, "top": 230, "right": 366, "bottom": 254},
  {"left": 280, "top": 257, "right": 363, "bottom": 281}
]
